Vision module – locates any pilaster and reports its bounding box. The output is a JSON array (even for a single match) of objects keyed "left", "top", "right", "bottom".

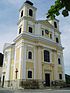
[
  {"left": 53, "top": 50, "right": 59, "bottom": 80},
  {"left": 37, "top": 46, "right": 42, "bottom": 80}
]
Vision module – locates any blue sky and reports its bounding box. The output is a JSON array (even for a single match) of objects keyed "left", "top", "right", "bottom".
[{"left": 0, "top": 0, "right": 70, "bottom": 75}]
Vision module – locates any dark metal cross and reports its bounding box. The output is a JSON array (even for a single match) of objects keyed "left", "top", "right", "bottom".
[{"left": 15, "top": 68, "right": 18, "bottom": 79}]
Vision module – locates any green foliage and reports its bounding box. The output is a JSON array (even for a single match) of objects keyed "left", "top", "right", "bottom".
[
  {"left": 65, "top": 74, "right": 70, "bottom": 84},
  {"left": 51, "top": 80, "right": 65, "bottom": 87},
  {"left": 20, "top": 80, "right": 39, "bottom": 89},
  {"left": 47, "top": 0, "right": 70, "bottom": 19}
]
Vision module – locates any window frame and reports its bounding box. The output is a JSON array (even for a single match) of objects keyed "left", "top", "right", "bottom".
[
  {"left": 28, "top": 51, "right": 32, "bottom": 59},
  {"left": 28, "top": 70, "right": 32, "bottom": 78},
  {"left": 21, "top": 10, "right": 23, "bottom": 17},
  {"left": 44, "top": 50, "right": 50, "bottom": 62},
  {"left": 29, "top": 27, "right": 32, "bottom": 33},
  {"left": 59, "top": 74, "right": 62, "bottom": 79},
  {"left": 19, "top": 28, "right": 21, "bottom": 34},
  {"left": 54, "top": 21, "right": 57, "bottom": 28},
  {"left": 56, "top": 37, "right": 59, "bottom": 43},
  {"left": 29, "top": 9, "right": 33, "bottom": 17},
  {"left": 50, "top": 33, "right": 52, "bottom": 39},
  {"left": 58, "top": 58, "right": 61, "bottom": 64},
  {"left": 42, "top": 30, "right": 44, "bottom": 36}
]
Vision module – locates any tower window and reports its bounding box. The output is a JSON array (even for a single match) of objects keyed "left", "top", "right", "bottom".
[
  {"left": 21, "top": 10, "right": 23, "bottom": 17},
  {"left": 44, "top": 50, "right": 50, "bottom": 62},
  {"left": 19, "top": 28, "right": 21, "bottom": 34},
  {"left": 56, "top": 37, "right": 59, "bottom": 43},
  {"left": 29, "top": 9, "right": 33, "bottom": 16},
  {"left": 28, "top": 71, "right": 32, "bottom": 78},
  {"left": 54, "top": 22, "right": 57, "bottom": 28},
  {"left": 29, "top": 27, "right": 32, "bottom": 33},
  {"left": 58, "top": 58, "right": 61, "bottom": 64},
  {"left": 42, "top": 30, "right": 44, "bottom": 36},
  {"left": 59, "top": 74, "right": 62, "bottom": 79},
  {"left": 28, "top": 51, "right": 32, "bottom": 59},
  {"left": 50, "top": 34, "right": 52, "bottom": 39}
]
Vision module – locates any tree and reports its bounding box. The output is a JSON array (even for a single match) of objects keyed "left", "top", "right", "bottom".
[
  {"left": 47, "top": 0, "right": 70, "bottom": 19},
  {"left": 65, "top": 74, "right": 70, "bottom": 84}
]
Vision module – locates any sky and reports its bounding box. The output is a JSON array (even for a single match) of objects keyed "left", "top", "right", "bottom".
[{"left": 0, "top": 0, "right": 70, "bottom": 75}]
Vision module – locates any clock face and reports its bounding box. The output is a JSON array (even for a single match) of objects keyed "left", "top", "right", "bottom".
[{"left": 45, "top": 30, "right": 49, "bottom": 34}]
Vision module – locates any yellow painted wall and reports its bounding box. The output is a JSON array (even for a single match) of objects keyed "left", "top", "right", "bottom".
[
  {"left": 26, "top": 62, "right": 34, "bottom": 79},
  {"left": 15, "top": 48, "right": 20, "bottom": 79},
  {"left": 58, "top": 66, "right": 63, "bottom": 72}
]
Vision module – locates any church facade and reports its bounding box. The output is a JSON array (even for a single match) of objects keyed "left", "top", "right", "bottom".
[{"left": 2, "top": 1, "right": 65, "bottom": 88}]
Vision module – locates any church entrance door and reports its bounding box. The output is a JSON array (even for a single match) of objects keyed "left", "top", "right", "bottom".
[{"left": 45, "top": 73, "right": 50, "bottom": 86}]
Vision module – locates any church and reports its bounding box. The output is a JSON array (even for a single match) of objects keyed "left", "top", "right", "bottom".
[{"left": 2, "top": 1, "right": 65, "bottom": 88}]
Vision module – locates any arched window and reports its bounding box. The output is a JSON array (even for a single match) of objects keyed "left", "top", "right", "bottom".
[
  {"left": 29, "top": 9, "right": 33, "bottom": 16},
  {"left": 28, "top": 71, "right": 32, "bottom": 78},
  {"left": 44, "top": 50, "right": 50, "bottom": 62},
  {"left": 28, "top": 51, "right": 32, "bottom": 59}
]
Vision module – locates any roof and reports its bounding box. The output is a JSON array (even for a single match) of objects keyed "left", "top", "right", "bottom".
[
  {"left": 36, "top": 20, "right": 54, "bottom": 28},
  {"left": 24, "top": 1, "right": 33, "bottom": 6},
  {"left": 3, "top": 42, "right": 15, "bottom": 51}
]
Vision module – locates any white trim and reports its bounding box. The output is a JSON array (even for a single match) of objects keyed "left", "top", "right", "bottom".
[
  {"left": 44, "top": 72, "right": 51, "bottom": 85},
  {"left": 34, "top": 47, "right": 36, "bottom": 79},
  {"left": 43, "top": 48, "right": 52, "bottom": 63},
  {"left": 19, "top": 46, "right": 21, "bottom": 79},
  {"left": 5, "top": 51, "right": 11, "bottom": 80},
  {"left": 27, "top": 69, "right": 33, "bottom": 79},
  {"left": 22, "top": 44, "right": 26, "bottom": 79}
]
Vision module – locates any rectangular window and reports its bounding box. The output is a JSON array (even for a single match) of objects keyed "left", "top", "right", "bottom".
[
  {"left": 54, "top": 22, "right": 57, "bottom": 28},
  {"left": 29, "top": 27, "right": 32, "bottom": 33},
  {"left": 44, "top": 50, "right": 50, "bottom": 62},
  {"left": 50, "top": 34, "right": 52, "bottom": 39},
  {"left": 42, "top": 30, "right": 44, "bottom": 36},
  {"left": 59, "top": 74, "right": 62, "bottom": 79},
  {"left": 19, "top": 28, "right": 21, "bottom": 34},
  {"left": 58, "top": 58, "right": 61, "bottom": 64},
  {"left": 28, "top": 71, "right": 32, "bottom": 78},
  {"left": 29, "top": 9, "right": 33, "bottom": 16},
  {"left": 28, "top": 51, "right": 32, "bottom": 59},
  {"left": 56, "top": 37, "right": 59, "bottom": 43},
  {"left": 21, "top": 10, "right": 23, "bottom": 17}
]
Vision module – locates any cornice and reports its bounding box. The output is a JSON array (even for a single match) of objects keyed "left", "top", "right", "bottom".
[
  {"left": 3, "top": 43, "right": 15, "bottom": 52},
  {"left": 13, "top": 32, "right": 63, "bottom": 51},
  {"left": 17, "top": 16, "right": 36, "bottom": 25},
  {"left": 54, "top": 29, "right": 61, "bottom": 34},
  {"left": 36, "top": 20, "right": 54, "bottom": 29}
]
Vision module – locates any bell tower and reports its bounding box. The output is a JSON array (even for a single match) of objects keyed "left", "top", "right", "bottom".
[{"left": 17, "top": 0, "right": 37, "bottom": 35}]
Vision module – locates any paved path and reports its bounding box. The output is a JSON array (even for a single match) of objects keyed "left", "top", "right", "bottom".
[{"left": 0, "top": 87, "right": 70, "bottom": 93}]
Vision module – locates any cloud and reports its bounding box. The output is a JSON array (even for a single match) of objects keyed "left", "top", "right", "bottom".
[
  {"left": 0, "top": 0, "right": 70, "bottom": 75},
  {"left": 0, "top": 23, "right": 17, "bottom": 53},
  {"left": 58, "top": 15, "right": 70, "bottom": 75},
  {"left": 1, "top": 0, "right": 21, "bottom": 5}
]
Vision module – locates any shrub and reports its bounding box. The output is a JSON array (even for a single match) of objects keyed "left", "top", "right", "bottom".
[
  {"left": 20, "top": 80, "right": 39, "bottom": 89},
  {"left": 51, "top": 80, "right": 65, "bottom": 88}
]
